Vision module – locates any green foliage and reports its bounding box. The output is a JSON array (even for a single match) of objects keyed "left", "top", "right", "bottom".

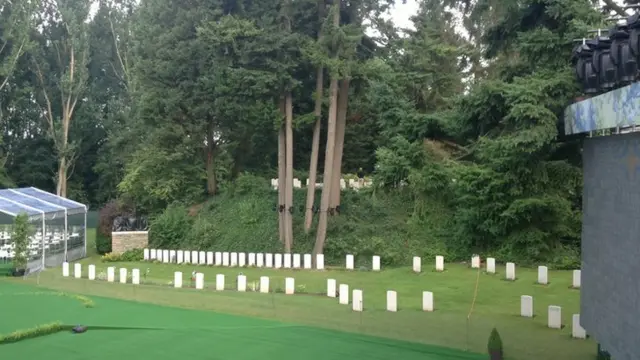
[
  {"left": 101, "top": 249, "right": 144, "bottom": 263},
  {"left": 0, "top": 322, "right": 64, "bottom": 345},
  {"left": 11, "top": 213, "right": 31, "bottom": 270},
  {"left": 96, "top": 233, "right": 112, "bottom": 255},
  {"left": 149, "top": 204, "right": 194, "bottom": 249},
  {"left": 487, "top": 328, "right": 503, "bottom": 357}
]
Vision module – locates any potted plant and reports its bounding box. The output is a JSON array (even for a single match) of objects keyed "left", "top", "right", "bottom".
[
  {"left": 11, "top": 213, "right": 30, "bottom": 277},
  {"left": 487, "top": 327, "right": 503, "bottom": 360}
]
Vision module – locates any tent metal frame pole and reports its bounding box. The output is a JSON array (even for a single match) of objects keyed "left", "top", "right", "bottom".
[{"left": 83, "top": 211, "right": 87, "bottom": 257}]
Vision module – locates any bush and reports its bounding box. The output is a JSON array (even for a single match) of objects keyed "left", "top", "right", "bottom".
[
  {"left": 96, "top": 233, "right": 112, "bottom": 255},
  {"left": 149, "top": 204, "right": 193, "bottom": 248},
  {"left": 487, "top": 328, "right": 503, "bottom": 360},
  {"left": 101, "top": 248, "right": 144, "bottom": 263},
  {"left": 12, "top": 213, "right": 31, "bottom": 270},
  {"left": 0, "top": 322, "right": 64, "bottom": 344}
]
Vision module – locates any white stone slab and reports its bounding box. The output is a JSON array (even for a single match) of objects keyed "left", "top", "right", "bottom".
[
  {"left": 372, "top": 256, "right": 381, "bottom": 271},
  {"left": 413, "top": 257, "right": 421, "bottom": 273},
  {"left": 107, "top": 267, "right": 115, "bottom": 282},
  {"left": 284, "top": 253, "right": 292, "bottom": 268},
  {"left": 316, "top": 254, "right": 325, "bottom": 270},
  {"left": 285, "top": 277, "right": 295, "bottom": 295},
  {"left": 521, "top": 295, "right": 533, "bottom": 317},
  {"left": 169, "top": 250, "right": 176, "bottom": 262},
  {"left": 174, "top": 271, "right": 183, "bottom": 288},
  {"left": 189, "top": 251, "right": 197, "bottom": 264},
  {"left": 248, "top": 253, "right": 256, "bottom": 266},
  {"left": 197, "top": 251, "right": 204, "bottom": 265},
  {"left": 74, "top": 263, "right": 81, "bottom": 278},
  {"left": 150, "top": 249, "right": 157, "bottom": 259},
  {"left": 548, "top": 305, "right": 562, "bottom": 329},
  {"left": 352, "top": 290, "right": 363, "bottom": 311},
  {"left": 275, "top": 254, "right": 283, "bottom": 269},
  {"left": 177, "top": 250, "right": 184, "bottom": 264},
  {"left": 471, "top": 255, "right": 480, "bottom": 268},
  {"left": 435, "top": 256, "right": 444, "bottom": 271},
  {"left": 206, "top": 251, "right": 214, "bottom": 265},
  {"left": 184, "top": 250, "right": 191, "bottom": 264},
  {"left": 325, "top": 279, "right": 336, "bottom": 298},
  {"left": 119, "top": 268, "right": 127, "bottom": 284},
  {"left": 163, "top": 250, "right": 169, "bottom": 263},
  {"left": 293, "top": 253, "right": 301, "bottom": 268},
  {"left": 486, "top": 257, "right": 496, "bottom": 274},
  {"left": 422, "top": 291, "right": 434, "bottom": 311},
  {"left": 572, "top": 314, "right": 586, "bottom": 339},
  {"left": 339, "top": 284, "right": 349, "bottom": 304},
  {"left": 237, "top": 275, "right": 247, "bottom": 291},
  {"left": 143, "top": 249, "right": 149, "bottom": 260},
  {"left": 215, "top": 274, "right": 225, "bottom": 291},
  {"left": 572, "top": 270, "right": 581, "bottom": 288},
  {"left": 88, "top": 265, "right": 95, "bottom": 280},
  {"left": 537, "top": 266, "right": 548, "bottom": 285},
  {"left": 303, "top": 254, "right": 312, "bottom": 269},
  {"left": 230, "top": 252, "right": 238, "bottom": 266},
  {"left": 239, "top": 252, "right": 246, "bottom": 267},
  {"left": 215, "top": 251, "right": 222, "bottom": 265},
  {"left": 506, "top": 262, "right": 516, "bottom": 280},
  {"left": 346, "top": 254, "right": 354, "bottom": 270},
  {"left": 132, "top": 269, "right": 140, "bottom": 284},
  {"left": 195, "top": 273, "right": 204, "bottom": 289},
  {"left": 257, "top": 253, "right": 264, "bottom": 267},
  {"left": 156, "top": 249, "right": 163, "bottom": 262},
  {"left": 222, "top": 252, "right": 229, "bottom": 266},
  {"left": 62, "top": 262, "right": 70, "bottom": 277},
  {"left": 260, "top": 276, "right": 269, "bottom": 293},
  {"left": 386, "top": 290, "right": 397, "bottom": 312},
  {"left": 265, "top": 253, "right": 273, "bottom": 267}
]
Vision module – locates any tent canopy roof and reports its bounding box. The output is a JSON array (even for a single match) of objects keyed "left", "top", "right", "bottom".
[{"left": 0, "top": 187, "right": 87, "bottom": 219}]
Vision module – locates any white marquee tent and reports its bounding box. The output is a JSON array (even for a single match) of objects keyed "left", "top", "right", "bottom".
[{"left": 0, "top": 187, "right": 87, "bottom": 270}]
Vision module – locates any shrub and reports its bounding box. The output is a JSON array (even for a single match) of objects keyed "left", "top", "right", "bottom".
[
  {"left": 101, "top": 248, "right": 144, "bottom": 263},
  {"left": 487, "top": 328, "right": 503, "bottom": 360},
  {"left": 95, "top": 233, "right": 112, "bottom": 255},
  {"left": 149, "top": 204, "right": 193, "bottom": 249},
  {"left": 12, "top": 213, "right": 31, "bottom": 271},
  {"left": 0, "top": 322, "right": 64, "bottom": 344}
]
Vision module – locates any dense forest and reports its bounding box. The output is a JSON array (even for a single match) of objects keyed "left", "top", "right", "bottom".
[{"left": 0, "top": 0, "right": 619, "bottom": 267}]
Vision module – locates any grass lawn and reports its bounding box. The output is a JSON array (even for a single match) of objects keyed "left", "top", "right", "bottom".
[{"left": 13, "top": 253, "right": 595, "bottom": 360}]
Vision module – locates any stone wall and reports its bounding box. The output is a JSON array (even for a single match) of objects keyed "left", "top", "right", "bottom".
[{"left": 111, "top": 231, "right": 149, "bottom": 255}]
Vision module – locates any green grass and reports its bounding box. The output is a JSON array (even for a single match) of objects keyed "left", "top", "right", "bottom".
[
  {"left": 14, "top": 257, "right": 595, "bottom": 360},
  {"left": 0, "top": 281, "right": 483, "bottom": 360}
]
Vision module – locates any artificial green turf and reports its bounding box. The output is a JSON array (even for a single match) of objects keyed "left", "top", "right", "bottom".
[{"left": 0, "top": 282, "right": 483, "bottom": 360}]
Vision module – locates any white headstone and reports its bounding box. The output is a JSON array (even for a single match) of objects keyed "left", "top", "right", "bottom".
[
  {"left": 190, "top": 251, "right": 197, "bottom": 264},
  {"left": 169, "top": 250, "right": 176, "bottom": 262},
  {"left": 215, "top": 252, "right": 222, "bottom": 265},
  {"left": 521, "top": 295, "right": 533, "bottom": 317},
  {"left": 257, "top": 253, "right": 264, "bottom": 267},
  {"left": 150, "top": 249, "right": 157, "bottom": 260},
  {"left": 505, "top": 262, "right": 516, "bottom": 280},
  {"left": 88, "top": 264, "right": 96, "bottom": 280},
  {"left": 316, "top": 254, "right": 325, "bottom": 270},
  {"left": 346, "top": 254, "right": 355, "bottom": 270},
  {"left": 206, "top": 251, "right": 214, "bottom": 265},
  {"left": 132, "top": 269, "right": 140, "bottom": 285},
  {"left": 265, "top": 253, "right": 273, "bottom": 267},
  {"left": 283, "top": 253, "right": 292, "bottom": 268},
  {"left": 239, "top": 252, "right": 246, "bottom": 267},
  {"left": 572, "top": 314, "right": 586, "bottom": 339},
  {"left": 303, "top": 254, "right": 312, "bottom": 269},
  {"left": 184, "top": 250, "right": 191, "bottom": 264},
  {"left": 230, "top": 252, "right": 238, "bottom": 266},
  {"left": 143, "top": 249, "right": 150, "bottom": 260},
  {"left": 215, "top": 274, "right": 225, "bottom": 291},
  {"left": 74, "top": 263, "right": 81, "bottom": 278},
  {"left": 177, "top": 250, "right": 184, "bottom": 264},
  {"left": 119, "top": 268, "right": 127, "bottom": 284},
  {"left": 435, "top": 256, "right": 444, "bottom": 271},
  {"left": 285, "top": 277, "right": 295, "bottom": 295},
  {"left": 572, "top": 270, "right": 581, "bottom": 288},
  {"left": 352, "top": 289, "right": 363, "bottom": 311},
  {"left": 195, "top": 273, "right": 204, "bottom": 289},
  {"left": 339, "top": 284, "right": 349, "bottom": 304},
  {"left": 174, "top": 272, "right": 183, "bottom": 288},
  {"left": 260, "top": 276, "right": 269, "bottom": 293},
  {"left": 107, "top": 267, "right": 115, "bottom": 282},
  {"left": 222, "top": 252, "right": 230, "bottom": 266},
  {"left": 537, "top": 266, "right": 548, "bottom": 285},
  {"left": 248, "top": 253, "right": 256, "bottom": 266},
  {"left": 422, "top": 291, "right": 434, "bottom": 311},
  {"left": 163, "top": 250, "right": 169, "bottom": 263},
  {"left": 237, "top": 275, "right": 247, "bottom": 291},
  {"left": 372, "top": 256, "right": 381, "bottom": 271},
  {"left": 386, "top": 290, "right": 397, "bottom": 312},
  {"left": 413, "top": 257, "right": 421, "bottom": 273},
  {"left": 486, "top": 257, "right": 496, "bottom": 274},
  {"left": 62, "top": 262, "right": 70, "bottom": 277},
  {"left": 548, "top": 305, "right": 562, "bottom": 329},
  {"left": 471, "top": 255, "right": 480, "bottom": 268},
  {"left": 293, "top": 253, "right": 301, "bottom": 268},
  {"left": 275, "top": 254, "right": 283, "bottom": 268},
  {"left": 197, "top": 251, "right": 205, "bottom": 265},
  {"left": 326, "top": 279, "right": 337, "bottom": 298}
]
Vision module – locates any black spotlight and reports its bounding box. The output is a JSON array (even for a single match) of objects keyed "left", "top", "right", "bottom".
[
  {"left": 592, "top": 35, "right": 617, "bottom": 91},
  {"left": 610, "top": 23, "right": 637, "bottom": 84},
  {"left": 572, "top": 40, "right": 598, "bottom": 94}
]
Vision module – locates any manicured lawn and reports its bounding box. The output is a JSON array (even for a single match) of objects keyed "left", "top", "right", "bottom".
[{"left": 16, "top": 257, "right": 595, "bottom": 360}]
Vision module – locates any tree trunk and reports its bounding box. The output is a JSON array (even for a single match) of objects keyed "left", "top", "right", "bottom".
[
  {"left": 205, "top": 145, "right": 217, "bottom": 196},
  {"left": 277, "top": 99, "right": 286, "bottom": 243},
  {"left": 304, "top": 66, "right": 324, "bottom": 232},
  {"left": 57, "top": 157, "right": 67, "bottom": 197},
  {"left": 284, "top": 92, "right": 294, "bottom": 253},
  {"left": 313, "top": 4, "right": 340, "bottom": 257},
  {"left": 330, "top": 78, "right": 349, "bottom": 209}
]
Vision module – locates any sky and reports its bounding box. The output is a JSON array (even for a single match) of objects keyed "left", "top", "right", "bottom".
[{"left": 387, "top": 0, "right": 420, "bottom": 30}]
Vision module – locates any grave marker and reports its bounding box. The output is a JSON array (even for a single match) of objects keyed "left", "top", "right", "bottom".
[
  {"left": 506, "top": 262, "right": 516, "bottom": 280},
  {"left": 572, "top": 314, "right": 586, "bottom": 339},
  {"left": 163, "top": 249, "right": 170, "bottom": 262},
  {"left": 257, "top": 253, "right": 265, "bottom": 267},
  {"left": 372, "top": 256, "right": 381, "bottom": 271},
  {"left": 215, "top": 274, "right": 225, "bottom": 291},
  {"left": 303, "top": 254, "right": 312, "bottom": 269},
  {"left": 150, "top": 249, "right": 157, "bottom": 260},
  {"left": 346, "top": 254, "right": 354, "bottom": 270},
  {"left": 386, "top": 290, "right": 397, "bottom": 312},
  {"left": 62, "top": 262, "right": 69, "bottom": 277},
  {"left": 548, "top": 305, "right": 562, "bottom": 329},
  {"left": 230, "top": 252, "right": 238, "bottom": 266},
  {"left": 537, "top": 266, "right": 548, "bottom": 285},
  {"left": 435, "top": 256, "right": 444, "bottom": 272},
  {"left": 215, "top": 252, "right": 222, "bottom": 265},
  {"left": 316, "top": 254, "right": 325, "bottom": 270},
  {"left": 174, "top": 271, "right": 183, "bottom": 288},
  {"left": 74, "top": 263, "right": 81, "bottom": 279},
  {"left": 293, "top": 254, "right": 301, "bottom": 268},
  {"left": 486, "top": 257, "right": 496, "bottom": 274},
  {"left": 222, "top": 252, "right": 229, "bottom": 266},
  {"left": 88, "top": 265, "right": 96, "bottom": 280},
  {"left": 177, "top": 250, "right": 184, "bottom": 264},
  {"left": 572, "top": 270, "right": 581, "bottom": 288},
  {"left": 352, "top": 290, "right": 363, "bottom": 312},
  {"left": 285, "top": 277, "right": 295, "bottom": 295},
  {"left": 143, "top": 249, "right": 149, "bottom": 260},
  {"left": 413, "top": 257, "right": 421, "bottom": 273},
  {"left": 283, "top": 253, "right": 292, "bottom": 268},
  {"left": 132, "top": 269, "right": 140, "bottom": 285},
  {"left": 237, "top": 275, "right": 247, "bottom": 292},
  {"left": 265, "top": 253, "right": 273, "bottom": 268},
  {"left": 275, "top": 254, "right": 283, "bottom": 269},
  {"left": 248, "top": 253, "right": 256, "bottom": 266},
  {"left": 339, "top": 284, "right": 349, "bottom": 304},
  {"left": 195, "top": 273, "right": 204, "bottom": 289},
  {"left": 206, "top": 251, "right": 214, "bottom": 265},
  {"left": 107, "top": 267, "right": 115, "bottom": 282},
  {"left": 239, "top": 252, "right": 246, "bottom": 267},
  {"left": 119, "top": 268, "right": 127, "bottom": 284},
  {"left": 422, "top": 291, "right": 434, "bottom": 311},
  {"left": 185, "top": 251, "right": 191, "bottom": 264},
  {"left": 260, "top": 276, "right": 269, "bottom": 293},
  {"left": 471, "top": 255, "right": 480, "bottom": 268},
  {"left": 521, "top": 295, "right": 533, "bottom": 317},
  {"left": 327, "top": 279, "right": 337, "bottom": 297},
  {"left": 169, "top": 250, "right": 176, "bottom": 262}
]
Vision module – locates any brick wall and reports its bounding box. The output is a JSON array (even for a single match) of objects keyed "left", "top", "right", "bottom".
[
  {"left": 582, "top": 133, "right": 640, "bottom": 360},
  {"left": 111, "top": 231, "right": 149, "bottom": 255}
]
